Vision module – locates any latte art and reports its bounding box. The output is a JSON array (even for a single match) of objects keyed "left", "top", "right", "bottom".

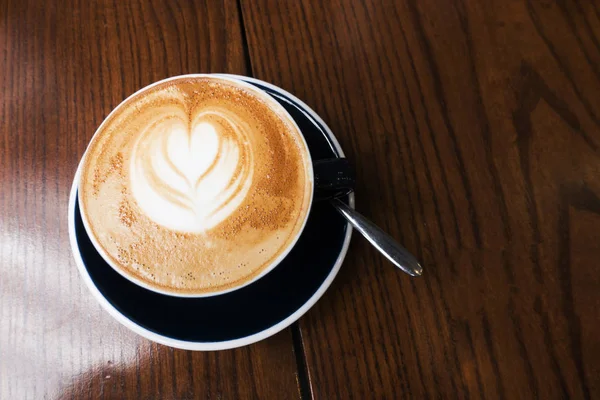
[
  {"left": 130, "top": 107, "right": 254, "bottom": 232},
  {"left": 79, "top": 76, "right": 313, "bottom": 295}
]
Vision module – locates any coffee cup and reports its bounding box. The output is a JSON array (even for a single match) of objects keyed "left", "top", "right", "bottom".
[{"left": 78, "top": 74, "right": 354, "bottom": 297}]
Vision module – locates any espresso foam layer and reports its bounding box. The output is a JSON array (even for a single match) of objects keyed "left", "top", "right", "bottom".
[{"left": 80, "top": 77, "right": 312, "bottom": 294}]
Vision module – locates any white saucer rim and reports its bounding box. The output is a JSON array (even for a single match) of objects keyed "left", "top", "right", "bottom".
[{"left": 67, "top": 74, "right": 355, "bottom": 351}]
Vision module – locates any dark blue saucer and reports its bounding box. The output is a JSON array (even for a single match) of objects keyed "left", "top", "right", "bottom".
[{"left": 70, "top": 77, "right": 352, "bottom": 348}]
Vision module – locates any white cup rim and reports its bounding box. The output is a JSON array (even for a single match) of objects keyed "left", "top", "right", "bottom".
[{"left": 77, "top": 74, "right": 315, "bottom": 298}]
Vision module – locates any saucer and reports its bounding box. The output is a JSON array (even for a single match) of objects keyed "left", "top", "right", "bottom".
[{"left": 68, "top": 75, "right": 354, "bottom": 350}]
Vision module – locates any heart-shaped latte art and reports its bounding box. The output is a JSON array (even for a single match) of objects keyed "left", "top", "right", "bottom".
[{"left": 129, "top": 106, "right": 254, "bottom": 232}]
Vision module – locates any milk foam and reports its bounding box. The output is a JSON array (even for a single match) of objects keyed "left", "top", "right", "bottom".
[{"left": 129, "top": 106, "right": 254, "bottom": 232}]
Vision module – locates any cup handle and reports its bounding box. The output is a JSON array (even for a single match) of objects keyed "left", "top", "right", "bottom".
[{"left": 313, "top": 158, "right": 355, "bottom": 201}]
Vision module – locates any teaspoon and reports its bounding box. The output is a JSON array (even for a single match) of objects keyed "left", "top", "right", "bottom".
[{"left": 331, "top": 198, "right": 423, "bottom": 277}]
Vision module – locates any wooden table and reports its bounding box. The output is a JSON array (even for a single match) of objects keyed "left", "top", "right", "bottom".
[{"left": 2, "top": 0, "right": 599, "bottom": 398}]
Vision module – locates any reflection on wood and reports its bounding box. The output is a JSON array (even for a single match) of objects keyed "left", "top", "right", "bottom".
[{"left": 0, "top": 0, "right": 300, "bottom": 398}]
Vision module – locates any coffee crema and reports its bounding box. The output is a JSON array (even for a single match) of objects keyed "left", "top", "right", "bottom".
[{"left": 79, "top": 76, "right": 313, "bottom": 295}]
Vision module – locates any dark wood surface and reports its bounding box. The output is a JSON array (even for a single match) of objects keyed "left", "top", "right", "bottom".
[
  {"left": 2, "top": 0, "right": 600, "bottom": 398},
  {"left": 240, "top": 0, "right": 600, "bottom": 399}
]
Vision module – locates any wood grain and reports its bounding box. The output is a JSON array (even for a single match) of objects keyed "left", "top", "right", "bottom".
[
  {"left": 0, "top": 0, "right": 301, "bottom": 398},
  {"left": 241, "top": 0, "right": 600, "bottom": 398}
]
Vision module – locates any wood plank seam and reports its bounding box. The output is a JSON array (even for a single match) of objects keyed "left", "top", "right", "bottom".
[{"left": 235, "top": 0, "right": 313, "bottom": 398}]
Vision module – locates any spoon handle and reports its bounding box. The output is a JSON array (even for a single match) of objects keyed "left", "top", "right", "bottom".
[{"left": 331, "top": 198, "right": 423, "bottom": 277}]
